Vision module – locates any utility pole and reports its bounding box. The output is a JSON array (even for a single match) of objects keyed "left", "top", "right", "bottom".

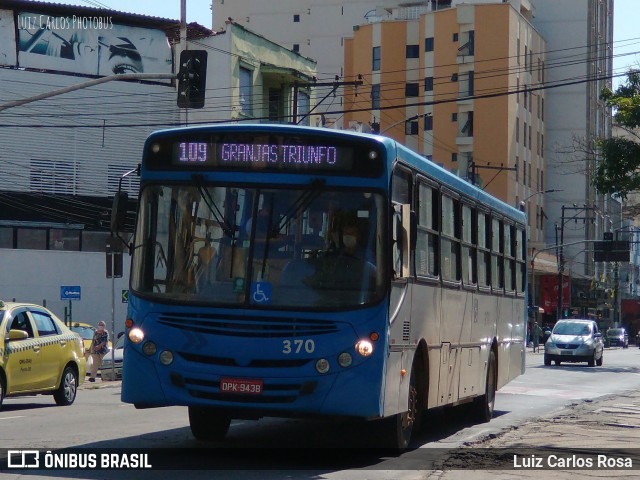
[
  {"left": 296, "top": 78, "right": 363, "bottom": 126},
  {"left": 556, "top": 204, "right": 598, "bottom": 319}
]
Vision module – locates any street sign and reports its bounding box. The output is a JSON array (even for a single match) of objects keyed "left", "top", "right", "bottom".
[
  {"left": 594, "top": 240, "right": 630, "bottom": 262},
  {"left": 60, "top": 285, "right": 81, "bottom": 301}
]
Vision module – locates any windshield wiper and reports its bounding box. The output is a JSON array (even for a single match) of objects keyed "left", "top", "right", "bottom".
[
  {"left": 275, "top": 179, "right": 325, "bottom": 234},
  {"left": 193, "top": 175, "right": 235, "bottom": 238}
]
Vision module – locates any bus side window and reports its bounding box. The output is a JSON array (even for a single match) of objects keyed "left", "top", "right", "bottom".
[
  {"left": 441, "top": 193, "right": 461, "bottom": 283},
  {"left": 477, "top": 211, "right": 491, "bottom": 289},
  {"left": 461, "top": 203, "right": 477, "bottom": 287},
  {"left": 416, "top": 181, "right": 439, "bottom": 278}
]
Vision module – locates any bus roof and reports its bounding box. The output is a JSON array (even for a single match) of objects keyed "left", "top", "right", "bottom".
[{"left": 146, "top": 123, "right": 525, "bottom": 225}]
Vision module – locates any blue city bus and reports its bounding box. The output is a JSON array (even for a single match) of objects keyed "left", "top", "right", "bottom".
[{"left": 118, "top": 123, "right": 526, "bottom": 448}]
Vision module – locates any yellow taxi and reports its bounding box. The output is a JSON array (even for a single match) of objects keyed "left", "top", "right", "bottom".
[{"left": 0, "top": 301, "right": 86, "bottom": 408}]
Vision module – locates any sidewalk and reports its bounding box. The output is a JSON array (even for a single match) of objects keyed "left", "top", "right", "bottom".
[
  {"left": 79, "top": 376, "right": 121, "bottom": 389},
  {"left": 430, "top": 388, "right": 640, "bottom": 479}
]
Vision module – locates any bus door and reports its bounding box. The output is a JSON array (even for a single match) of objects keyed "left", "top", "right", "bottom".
[{"left": 384, "top": 201, "right": 414, "bottom": 417}]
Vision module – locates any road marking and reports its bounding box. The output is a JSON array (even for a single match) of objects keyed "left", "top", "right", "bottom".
[
  {"left": 500, "top": 385, "right": 603, "bottom": 399},
  {"left": 0, "top": 416, "right": 26, "bottom": 420}
]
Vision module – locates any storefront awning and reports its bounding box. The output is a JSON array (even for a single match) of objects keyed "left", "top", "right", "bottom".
[{"left": 531, "top": 256, "right": 558, "bottom": 274}]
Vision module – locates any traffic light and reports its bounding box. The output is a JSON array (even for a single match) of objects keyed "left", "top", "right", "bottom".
[{"left": 177, "top": 50, "right": 208, "bottom": 109}]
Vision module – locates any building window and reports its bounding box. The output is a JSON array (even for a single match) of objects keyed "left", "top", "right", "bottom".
[
  {"left": 49, "top": 229, "right": 80, "bottom": 251},
  {"left": 372, "top": 46, "right": 381, "bottom": 71},
  {"left": 292, "top": 44, "right": 300, "bottom": 53},
  {"left": 406, "top": 45, "right": 419, "bottom": 58},
  {"left": 453, "top": 32, "right": 459, "bottom": 42},
  {"left": 405, "top": 82, "right": 419, "bottom": 97},
  {"left": 461, "top": 111, "right": 473, "bottom": 137},
  {"left": 268, "top": 88, "right": 283, "bottom": 121},
  {"left": 371, "top": 84, "right": 380, "bottom": 110},
  {"left": 468, "top": 71, "right": 474, "bottom": 96},
  {"left": 297, "top": 90, "right": 310, "bottom": 126},
  {"left": 452, "top": 153, "right": 458, "bottom": 162},
  {"left": 82, "top": 231, "right": 110, "bottom": 252},
  {"left": 17, "top": 229, "right": 46, "bottom": 250},
  {"left": 515, "top": 156, "right": 519, "bottom": 183},
  {"left": 424, "top": 115, "right": 433, "bottom": 131},
  {"left": 293, "top": 14, "right": 300, "bottom": 22},
  {"left": 0, "top": 228, "right": 13, "bottom": 248},
  {"left": 452, "top": 112, "right": 457, "bottom": 122},
  {"left": 458, "top": 30, "right": 474, "bottom": 56},
  {"left": 424, "top": 76, "right": 434, "bottom": 92},
  {"left": 425, "top": 37, "right": 434, "bottom": 52},
  {"left": 239, "top": 66, "right": 253, "bottom": 116},
  {"left": 523, "top": 121, "right": 527, "bottom": 147},
  {"left": 451, "top": 73, "right": 458, "bottom": 82},
  {"left": 30, "top": 160, "right": 75, "bottom": 195},
  {"left": 405, "top": 121, "right": 419, "bottom": 135}
]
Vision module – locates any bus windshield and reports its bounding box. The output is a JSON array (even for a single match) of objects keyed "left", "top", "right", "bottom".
[{"left": 131, "top": 184, "right": 386, "bottom": 309}]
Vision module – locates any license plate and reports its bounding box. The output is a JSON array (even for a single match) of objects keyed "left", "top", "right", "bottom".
[
  {"left": 220, "top": 378, "right": 263, "bottom": 395},
  {"left": 561, "top": 350, "right": 573, "bottom": 356}
]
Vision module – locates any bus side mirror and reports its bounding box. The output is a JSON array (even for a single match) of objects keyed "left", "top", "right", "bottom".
[{"left": 111, "top": 191, "right": 129, "bottom": 234}]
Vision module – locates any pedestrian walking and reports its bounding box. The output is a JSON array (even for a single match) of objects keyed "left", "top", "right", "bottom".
[
  {"left": 88, "top": 321, "right": 109, "bottom": 382},
  {"left": 532, "top": 321, "right": 543, "bottom": 353}
]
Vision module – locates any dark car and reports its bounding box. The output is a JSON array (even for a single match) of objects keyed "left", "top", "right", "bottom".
[{"left": 606, "top": 328, "right": 629, "bottom": 348}]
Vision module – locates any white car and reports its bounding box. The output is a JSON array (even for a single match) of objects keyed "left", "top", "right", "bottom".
[
  {"left": 544, "top": 319, "right": 604, "bottom": 367},
  {"left": 99, "top": 335, "right": 123, "bottom": 381}
]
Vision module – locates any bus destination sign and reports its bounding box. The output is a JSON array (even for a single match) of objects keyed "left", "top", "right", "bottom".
[{"left": 174, "top": 141, "right": 354, "bottom": 172}]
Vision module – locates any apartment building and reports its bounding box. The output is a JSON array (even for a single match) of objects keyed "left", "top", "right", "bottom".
[
  {"left": 343, "top": 2, "right": 546, "bottom": 245},
  {"left": 530, "top": 0, "right": 617, "bottom": 283}
]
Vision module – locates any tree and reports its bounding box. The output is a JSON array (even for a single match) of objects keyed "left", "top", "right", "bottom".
[{"left": 594, "top": 70, "right": 640, "bottom": 200}]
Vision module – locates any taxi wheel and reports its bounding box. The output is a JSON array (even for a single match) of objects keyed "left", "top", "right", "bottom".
[
  {"left": 0, "top": 375, "right": 5, "bottom": 410},
  {"left": 54, "top": 366, "right": 78, "bottom": 406}
]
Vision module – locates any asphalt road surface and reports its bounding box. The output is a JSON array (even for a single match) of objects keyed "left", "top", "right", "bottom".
[{"left": 1, "top": 346, "right": 639, "bottom": 479}]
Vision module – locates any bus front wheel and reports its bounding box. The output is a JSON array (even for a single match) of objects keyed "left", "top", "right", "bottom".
[
  {"left": 381, "top": 361, "right": 422, "bottom": 449},
  {"left": 188, "top": 406, "right": 231, "bottom": 441},
  {"left": 471, "top": 349, "right": 497, "bottom": 423}
]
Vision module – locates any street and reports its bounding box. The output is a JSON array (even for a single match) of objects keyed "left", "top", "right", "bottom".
[{"left": 1, "top": 347, "right": 639, "bottom": 479}]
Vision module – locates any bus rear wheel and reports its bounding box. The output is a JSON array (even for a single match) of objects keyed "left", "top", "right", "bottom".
[{"left": 188, "top": 407, "right": 231, "bottom": 441}]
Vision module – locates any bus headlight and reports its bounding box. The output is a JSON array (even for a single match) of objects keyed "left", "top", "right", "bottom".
[
  {"left": 159, "top": 350, "right": 174, "bottom": 365},
  {"left": 338, "top": 352, "right": 353, "bottom": 368},
  {"left": 315, "top": 358, "right": 330, "bottom": 374},
  {"left": 128, "top": 327, "right": 144, "bottom": 344},
  {"left": 355, "top": 340, "right": 373, "bottom": 357},
  {"left": 142, "top": 341, "right": 157, "bottom": 356}
]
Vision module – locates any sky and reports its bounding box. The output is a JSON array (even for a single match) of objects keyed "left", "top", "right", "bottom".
[{"left": 29, "top": 0, "right": 640, "bottom": 87}]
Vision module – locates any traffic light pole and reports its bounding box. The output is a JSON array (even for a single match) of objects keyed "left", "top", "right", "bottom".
[{"left": 0, "top": 73, "right": 176, "bottom": 113}]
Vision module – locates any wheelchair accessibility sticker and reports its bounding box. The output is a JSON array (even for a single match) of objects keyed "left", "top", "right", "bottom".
[{"left": 250, "top": 282, "right": 272, "bottom": 304}]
